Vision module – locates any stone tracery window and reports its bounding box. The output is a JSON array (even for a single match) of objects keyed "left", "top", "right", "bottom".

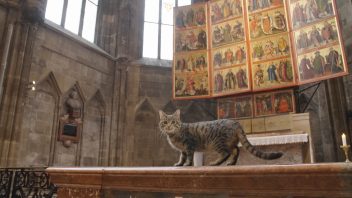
[
  {"left": 143, "top": 0, "right": 191, "bottom": 60},
  {"left": 45, "top": 0, "right": 99, "bottom": 43}
]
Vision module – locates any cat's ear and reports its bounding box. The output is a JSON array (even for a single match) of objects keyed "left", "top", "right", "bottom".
[
  {"left": 159, "top": 110, "right": 167, "bottom": 119},
  {"left": 174, "top": 109, "right": 181, "bottom": 118}
]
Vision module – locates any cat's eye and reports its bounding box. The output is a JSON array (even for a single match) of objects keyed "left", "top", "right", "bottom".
[
  {"left": 171, "top": 121, "right": 176, "bottom": 124},
  {"left": 163, "top": 121, "right": 168, "bottom": 124}
]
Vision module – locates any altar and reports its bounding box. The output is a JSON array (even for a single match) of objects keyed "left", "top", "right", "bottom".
[
  {"left": 203, "top": 113, "right": 314, "bottom": 165},
  {"left": 46, "top": 112, "right": 352, "bottom": 198}
]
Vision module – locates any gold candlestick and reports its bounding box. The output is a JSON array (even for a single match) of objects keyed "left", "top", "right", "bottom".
[{"left": 340, "top": 145, "right": 351, "bottom": 163}]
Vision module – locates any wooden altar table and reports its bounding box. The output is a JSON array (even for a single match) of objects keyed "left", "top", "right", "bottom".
[{"left": 47, "top": 163, "right": 352, "bottom": 198}]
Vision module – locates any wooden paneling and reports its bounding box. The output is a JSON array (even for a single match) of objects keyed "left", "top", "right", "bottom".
[{"left": 47, "top": 163, "right": 352, "bottom": 198}]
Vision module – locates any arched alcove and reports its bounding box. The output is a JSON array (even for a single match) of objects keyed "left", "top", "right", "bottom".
[
  {"left": 133, "top": 98, "right": 157, "bottom": 166},
  {"left": 19, "top": 72, "right": 61, "bottom": 166},
  {"left": 53, "top": 82, "right": 85, "bottom": 166},
  {"left": 81, "top": 90, "right": 106, "bottom": 166}
]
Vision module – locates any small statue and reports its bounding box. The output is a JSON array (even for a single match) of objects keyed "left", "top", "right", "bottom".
[
  {"left": 59, "top": 89, "right": 82, "bottom": 146},
  {"left": 66, "top": 90, "right": 82, "bottom": 119},
  {"left": 159, "top": 110, "right": 283, "bottom": 166}
]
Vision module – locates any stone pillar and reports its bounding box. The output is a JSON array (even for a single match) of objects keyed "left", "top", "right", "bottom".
[
  {"left": 116, "top": 2, "right": 132, "bottom": 58},
  {"left": 0, "top": 2, "right": 41, "bottom": 166},
  {"left": 111, "top": 57, "right": 129, "bottom": 166},
  {"left": 116, "top": 0, "right": 144, "bottom": 59},
  {"left": 95, "top": 0, "right": 120, "bottom": 55},
  {"left": 0, "top": 24, "right": 14, "bottom": 103},
  {"left": 325, "top": 78, "right": 349, "bottom": 161}
]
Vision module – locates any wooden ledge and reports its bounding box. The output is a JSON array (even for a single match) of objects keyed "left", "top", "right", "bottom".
[{"left": 47, "top": 163, "right": 352, "bottom": 197}]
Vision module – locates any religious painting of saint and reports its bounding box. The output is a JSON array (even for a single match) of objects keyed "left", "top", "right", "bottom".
[
  {"left": 218, "top": 95, "right": 253, "bottom": 119},
  {"left": 217, "top": 98, "right": 235, "bottom": 119},
  {"left": 297, "top": 45, "right": 346, "bottom": 82},
  {"left": 175, "top": 27, "right": 208, "bottom": 52},
  {"left": 250, "top": 34, "right": 291, "bottom": 62},
  {"left": 273, "top": 90, "right": 295, "bottom": 114},
  {"left": 254, "top": 93, "right": 274, "bottom": 117},
  {"left": 213, "top": 66, "right": 249, "bottom": 96},
  {"left": 211, "top": 18, "right": 245, "bottom": 47},
  {"left": 289, "top": 0, "right": 334, "bottom": 29},
  {"left": 248, "top": 7, "right": 288, "bottom": 39},
  {"left": 252, "top": 58, "right": 295, "bottom": 91},
  {"left": 210, "top": 0, "right": 243, "bottom": 24},
  {"left": 174, "top": 3, "right": 207, "bottom": 29},
  {"left": 174, "top": 71, "right": 210, "bottom": 99},
  {"left": 234, "top": 96, "right": 253, "bottom": 119},
  {"left": 174, "top": 52, "right": 208, "bottom": 74},
  {"left": 248, "top": 0, "right": 284, "bottom": 13},
  {"left": 212, "top": 43, "right": 247, "bottom": 68},
  {"left": 293, "top": 18, "right": 339, "bottom": 54}
]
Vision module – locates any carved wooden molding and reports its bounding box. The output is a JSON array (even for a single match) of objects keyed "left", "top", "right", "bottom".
[
  {"left": 48, "top": 163, "right": 352, "bottom": 197},
  {"left": 58, "top": 187, "right": 100, "bottom": 198}
]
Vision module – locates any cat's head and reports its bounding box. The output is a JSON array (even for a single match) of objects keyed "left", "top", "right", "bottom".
[{"left": 159, "top": 110, "right": 182, "bottom": 135}]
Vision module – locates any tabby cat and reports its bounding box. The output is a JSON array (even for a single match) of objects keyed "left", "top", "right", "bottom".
[{"left": 159, "top": 110, "right": 283, "bottom": 166}]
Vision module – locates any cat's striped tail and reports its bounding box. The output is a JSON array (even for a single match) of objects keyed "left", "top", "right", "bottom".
[{"left": 236, "top": 125, "right": 283, "bottom": 160}]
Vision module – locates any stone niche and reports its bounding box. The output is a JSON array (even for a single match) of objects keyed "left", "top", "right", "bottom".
[
  {"left": 53, "top": 86, "right": 85, "bottom": 166},
  {"left": 58, "top": 88, "right": 84, "bottom": 146},
  {"left": 18, "top": 73, "right": 61, "bottom": 167}
]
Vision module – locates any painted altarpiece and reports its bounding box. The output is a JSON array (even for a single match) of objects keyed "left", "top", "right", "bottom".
[
  {"left": 217, "top": 89, "right": 295, "bottom": 119},
  {"left": 210, "top": 0, "right": 251, "bottom": 97},
  {"left": 173, "top": 3, "right": 211, "bottom": 99},
  {"left": 173, "top": 0, "right": 348, "bottom": 100}
]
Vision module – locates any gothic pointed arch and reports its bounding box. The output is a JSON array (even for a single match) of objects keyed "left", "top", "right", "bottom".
[
  {"left": 18, "top": 72, "right": 61, "bottom": 166},
  {"left": 133, "top": 98, "right": 158, "bottom": 166},
  {"left": 134, "top": 98, "right": 156, "bottom": 118},
  {"left": 35, "top": 72, "right": 62, "bottom": 99},
  {"left": 183, "top": 101, "right": 216, "bottom": 122},
  {"left": 61, "top": 82, "right": 86, "bottom": 118},
  {"left": 53, "top": 82, "right": 85, "bottom": 166},
  {"left": 89, "top": 90, "right": 106, "bottom": 115},
  {"left": 81, "top": 89, "right": 106, "bottom": 166}
]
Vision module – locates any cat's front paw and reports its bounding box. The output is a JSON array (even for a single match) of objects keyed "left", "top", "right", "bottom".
[{"left": 174, "top": 162, "right": 184, "bottom": 166}]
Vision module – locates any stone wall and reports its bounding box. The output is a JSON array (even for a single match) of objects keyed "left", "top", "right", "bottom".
[
  {"left": 0, "top": 0, "right": 119, "bottom": 167},
  {"left": 4, "top": 23, "right": 116, "bottom": 167}
]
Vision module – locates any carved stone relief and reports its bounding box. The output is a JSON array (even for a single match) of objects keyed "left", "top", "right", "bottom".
[{"left": 57, "top": 187, "right": 100, "bottom": 198}]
